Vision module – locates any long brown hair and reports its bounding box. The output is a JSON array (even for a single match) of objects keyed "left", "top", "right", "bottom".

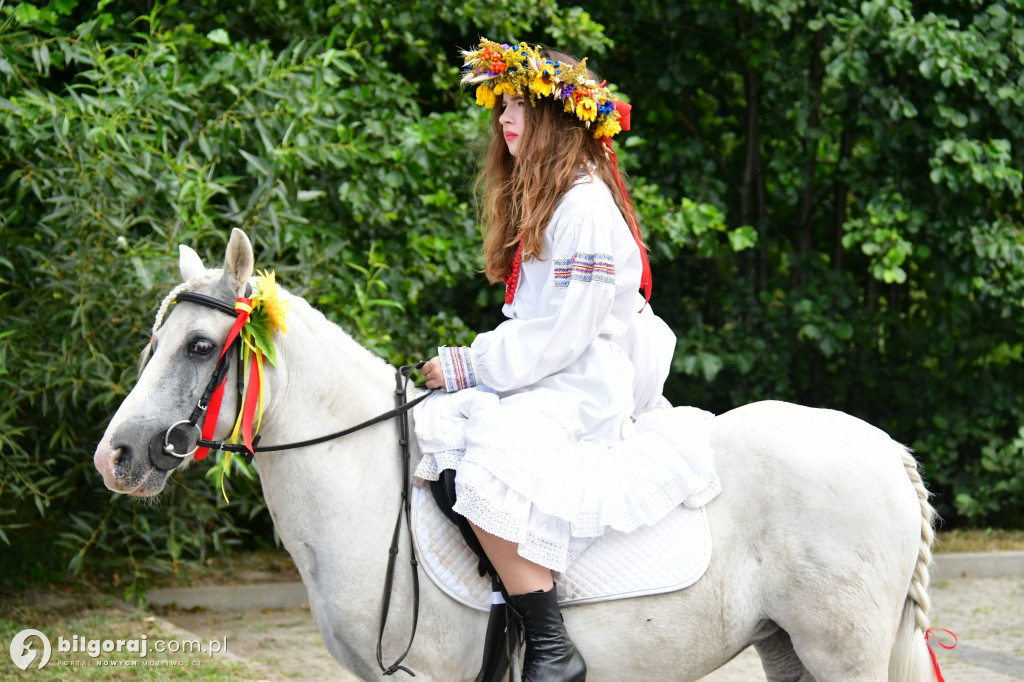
[{"left": 478, "top": 51, "right": 641, "bottom": 284}]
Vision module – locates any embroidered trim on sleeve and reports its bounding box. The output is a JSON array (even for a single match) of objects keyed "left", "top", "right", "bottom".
[
  {"left": 438, "top": 345, "right": 478, "bottom": 392},
  {"left": 553, "top": 252, "right": 616, "bottom": 288}
]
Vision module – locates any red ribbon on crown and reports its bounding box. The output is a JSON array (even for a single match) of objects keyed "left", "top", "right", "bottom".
[
  {"left": 615, "top": 100, "right": 631, "bottom": 132},
  {"left": 600, "top": 130, "right": 651, "bottom": 307}
]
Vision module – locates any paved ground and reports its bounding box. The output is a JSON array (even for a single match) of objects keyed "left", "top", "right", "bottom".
[
  {"left": 157, "top": 569, "right": 1024, "bottom": 681},
  {"left": 927, "top": 575, "right": 1024, "bottom": 681}
]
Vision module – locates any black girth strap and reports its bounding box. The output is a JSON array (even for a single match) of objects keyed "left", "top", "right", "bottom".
[{"left": 376, "top": 364, "right": 422, "bottom": 676}]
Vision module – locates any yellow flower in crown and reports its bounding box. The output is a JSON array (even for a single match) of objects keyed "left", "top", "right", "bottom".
[
  {"left": 253, "top": 270, "right": 290, "bottom": 335},
  {"left": 593, "top": 116, "right": 622, "bottom": 139},
  {"left": 531, "top": 62, "right": 556, "bottom": 97},
  {"left": 493, "top": 81, "right": 517, "bottom": 98},
  {"left": 476, "top": 84, "right": 497, "bottom": 109},
  {"left": 576, "top": 96, "right": 598, "bottom": 123}
]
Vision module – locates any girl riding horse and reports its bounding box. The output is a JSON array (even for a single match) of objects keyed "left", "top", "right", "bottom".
[{"left": 416, "top": 39, "right": 721, "bottom": 681}]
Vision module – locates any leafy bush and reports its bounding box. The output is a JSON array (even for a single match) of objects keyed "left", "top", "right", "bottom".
[
  {"left": 2, "top": 0, "right": 1023, "bottom": 592},
  {"left": 1, "top": 0, "right": 709, "bottom": 589},
  {"left": 595, "top": 0, "right": 1024, "bottom": 528}
]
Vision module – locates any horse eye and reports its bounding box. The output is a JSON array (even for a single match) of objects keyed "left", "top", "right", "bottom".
[{"left": 189, "top": 339, "right": 216, "bottom": 356}]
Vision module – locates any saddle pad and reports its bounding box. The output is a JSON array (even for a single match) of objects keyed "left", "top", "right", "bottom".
[{"left": 410, "top": 484, "right": 712, "bottom": 611}]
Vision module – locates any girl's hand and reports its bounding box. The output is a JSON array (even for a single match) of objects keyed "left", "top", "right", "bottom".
[{"left": 421, "top": 356, "right": 445, "bottom": 390}]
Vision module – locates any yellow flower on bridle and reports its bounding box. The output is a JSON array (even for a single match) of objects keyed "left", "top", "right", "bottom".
[
  {"left": 253, "top": 270, "right": 289, "bottom": 336},
  {"left": 214, "top": 269, "right": 290, "bottom": 502}
]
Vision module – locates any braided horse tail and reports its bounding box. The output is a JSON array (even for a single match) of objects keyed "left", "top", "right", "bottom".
[{"left": 888, "top": 447, "right": 940, "bottom": 682}]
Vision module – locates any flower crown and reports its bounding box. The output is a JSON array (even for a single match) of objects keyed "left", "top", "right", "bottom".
[{"left": 461, "top": 38, "right": 631, "bottom": 140}]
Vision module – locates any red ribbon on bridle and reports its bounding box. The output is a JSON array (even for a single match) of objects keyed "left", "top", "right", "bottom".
[{"left": 194, "top": 297, "right": 258, "bottom": 460}]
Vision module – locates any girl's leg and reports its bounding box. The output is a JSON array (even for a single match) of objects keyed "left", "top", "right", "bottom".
[
  {"left": 470, "top": 523, "right": 587, "bottom": 682},
  {"left": 470, "top": 522, "right": 553, "bottom": 594}
]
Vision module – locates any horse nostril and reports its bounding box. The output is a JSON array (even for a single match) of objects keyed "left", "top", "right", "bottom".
[{"left": 112, "top": 445, "right": 133, "bottom": 471}]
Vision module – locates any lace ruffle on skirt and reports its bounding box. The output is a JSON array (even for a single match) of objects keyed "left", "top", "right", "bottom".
[{"left": 413, "top": 388, "right": 720, "bottom": 573}]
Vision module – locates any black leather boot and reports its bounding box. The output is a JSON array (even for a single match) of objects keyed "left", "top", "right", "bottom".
[{"left": 506, "top": 587, "right": 587, "bottom": 682}]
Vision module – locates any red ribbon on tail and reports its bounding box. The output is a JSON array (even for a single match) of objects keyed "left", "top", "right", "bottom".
[{"left": 924, "top": 628, "right": 957, "bottom": 682}]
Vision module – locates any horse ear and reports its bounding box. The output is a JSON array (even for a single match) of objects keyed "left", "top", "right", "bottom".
[
  {"left": 222, "top": 228, "right": 254, "bottom": 294},
  {"left": 178, "top": 245, "right": 206, "bottom": 282}
]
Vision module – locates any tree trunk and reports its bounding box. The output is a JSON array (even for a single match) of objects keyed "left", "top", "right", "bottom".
[
  {"left": 832, "top": 117, "right": 855, "bottom": 271},
  {"left": 738, "top": 13, "right": 766, "bottom": 290},
  {"left": 796, "top": 31, "right": 825, "bottom": 258}
]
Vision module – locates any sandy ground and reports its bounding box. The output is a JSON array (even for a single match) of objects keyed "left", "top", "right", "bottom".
[{"left": 162, "top": 575, "right": 1024, "bottom": 681}]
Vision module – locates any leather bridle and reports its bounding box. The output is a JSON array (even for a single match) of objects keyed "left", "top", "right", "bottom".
[
  {"left": 147, "top": 290, "right": 433, "bottom": 469},
  {"left": 147, "top": 291, "right": 244, "bottom": 471}
]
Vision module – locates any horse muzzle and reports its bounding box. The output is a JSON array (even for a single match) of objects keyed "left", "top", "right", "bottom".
[
  {"left": 95, "top": 432, "right": 176, "bottom": 496},
  {"left": 147, "top": 421, "right": 202, "bottom": 471}
]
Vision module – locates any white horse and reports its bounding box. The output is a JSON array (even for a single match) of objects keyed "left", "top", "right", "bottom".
[{"left": 95, "top": 229, "right": 941, "bottom": 681}]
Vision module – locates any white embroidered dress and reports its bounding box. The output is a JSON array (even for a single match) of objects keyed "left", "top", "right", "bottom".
[{"left": 413, "top": 174, "right": 720, "bottom": 572}]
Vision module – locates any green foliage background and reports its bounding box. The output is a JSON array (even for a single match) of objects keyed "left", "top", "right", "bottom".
[{"left": 1, "top": 0, "right": 1022, "bottom": 591}]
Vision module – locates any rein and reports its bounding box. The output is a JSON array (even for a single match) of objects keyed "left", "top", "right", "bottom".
[
  {"left": 155, "top": 289, "right": 430, "bottom": 676},
  {"left": 152, "top": 291, "right": 434, "bottom": 463},
  {"left": 197, "top": 385, "right": 433, "bottom": 458}
]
